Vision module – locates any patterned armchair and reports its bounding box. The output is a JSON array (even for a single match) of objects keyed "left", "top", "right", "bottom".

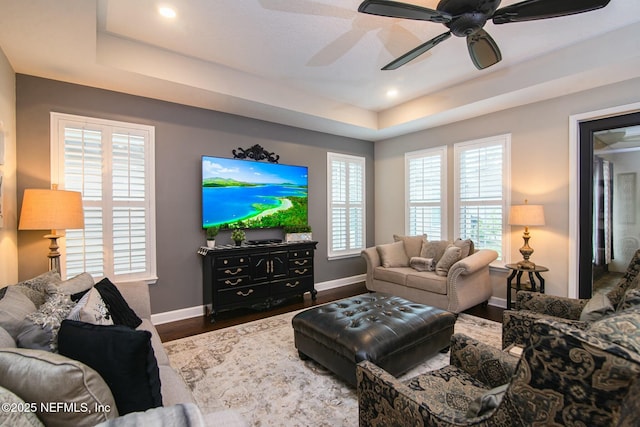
[
  {"left": 503, "top": 248, "right": 640, "bottom": 349},
  {"left": 357, "top": 308, "right": 640, "bottom": 427}
]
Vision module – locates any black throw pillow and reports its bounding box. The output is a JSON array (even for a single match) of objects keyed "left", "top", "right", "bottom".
[
  {"left": 94, "top": 278, "right": 142, "bottom": 328},
  {"left": 58, "top": 319, "right": 162, "bottom": 415}
]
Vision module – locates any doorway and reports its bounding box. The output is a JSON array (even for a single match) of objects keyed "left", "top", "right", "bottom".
[{"left": 574, "top": 110, "right": 640, "bottom": 298}]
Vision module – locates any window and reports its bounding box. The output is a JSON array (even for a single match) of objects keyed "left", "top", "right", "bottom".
[
  {"left": 454, "top": 134, "right": 511, "bottom": 261},
  {"left": 405, "top": 146, "right": 447, "bottom": 240},
  {"left": 327, "top": 153, "right": 365, "bottom": 258},
  {"left": 51, "top": 113, "right": 156, "bottom": 282}
]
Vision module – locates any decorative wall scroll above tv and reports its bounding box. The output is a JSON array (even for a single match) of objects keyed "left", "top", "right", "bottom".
[{"left": 232, "top": 144, "right": 279, "bottom": 163}]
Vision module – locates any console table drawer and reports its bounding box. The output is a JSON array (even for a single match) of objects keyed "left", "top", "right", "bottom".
[
  {"left": 290, "top": 249, "right": 313, "bottom": 259},
  {"left": 216, "top": 264, "right": 248, "bottom": 279},
  {"left": 218, "top": 284, "right": 269, "bottom": 304},
  {"left": 289, "top": 257, "right": 312, "bottom": 268},
  {"left": 271, "top": 277, "right": 314, "bottom": 296},
  {"left": 289, "top": 266, "right": 313, "bottom": 277},
  {"left": 215, "top": 255, "right": 249, "bottom": 269},
  {"left": 216, "top": 275, "right": 250, "bottom": 289}
]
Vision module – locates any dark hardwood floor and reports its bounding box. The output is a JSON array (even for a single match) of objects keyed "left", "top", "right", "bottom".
[{"left": 157, "top": 282, "right": 504, "bottom": 342}]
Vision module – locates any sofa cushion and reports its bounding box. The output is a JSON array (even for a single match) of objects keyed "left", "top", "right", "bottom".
[
  {"left": 420, "top": 240, "right": 450, "bottom": 263},
  {"left": 376, "top": 241, "right": 409, "bottom": 268},
  {"left": 0, "top": 385, "right": 45, "bottom": 427},
  {"left": 138, "top": 319, "right": 170, "bottom": 366},
  {"left": 373, "top": 266, "right": 412, "bottom": 286},
  {"left": 436, "top": 246, "right": 462, "bottom": 276},
  {"left": 0, "top": 347, "right": 118, "bottom": 426},
  {"left": 393, "top": 234, "right": 427, "bottom": 259},
  {"left": 13, "top": 271, "right": 62, "bottom": 307},
  {"left": 0, "top": 286, "right": 37, "bottom": 340},
  {"left": 0, "top": 326, "right": 15, "bottom": 348},
  {"left": 58, "top": 320, "right": 162, "bottom": 415},
  {"left": 405, "top": 271, "right": 448, "bottom": 294}
]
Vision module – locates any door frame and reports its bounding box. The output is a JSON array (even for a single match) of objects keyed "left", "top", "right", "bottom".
[{"left": 569, "top": 101, "right": 640, "bottom": 298}]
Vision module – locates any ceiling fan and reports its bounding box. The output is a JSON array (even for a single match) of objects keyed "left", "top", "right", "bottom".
[{"left": 358, "top": 0, "right": 611, "bottom": 70}]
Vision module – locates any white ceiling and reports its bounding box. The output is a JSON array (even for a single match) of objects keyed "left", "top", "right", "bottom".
[{"left": 1, "top": 0, "right": 639, "bottom": 140}]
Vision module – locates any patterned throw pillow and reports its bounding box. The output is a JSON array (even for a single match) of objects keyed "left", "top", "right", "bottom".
[
  {"left": 588, "top": 306, "right": 640, "bottom": 355},
  {"left": 67, "top": 288, "right": 114, "bottom": 325},
  {"left": 18, "top": 293, "right": 77, "bottom": 352},
  {"left": 420, "top": 240, "right": 450, "bottom": 264},
  {"left": 12, "top": 271, "right": 62, "bottom": 308}
]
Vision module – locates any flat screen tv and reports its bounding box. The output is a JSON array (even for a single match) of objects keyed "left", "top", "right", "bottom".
[{"left": 202, "top": 156, "right": 308, "bottom": 229}]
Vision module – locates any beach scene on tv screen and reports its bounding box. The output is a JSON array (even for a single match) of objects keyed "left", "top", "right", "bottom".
[{"left": 202, "top": 156, "right": 308, "bottom": 229}]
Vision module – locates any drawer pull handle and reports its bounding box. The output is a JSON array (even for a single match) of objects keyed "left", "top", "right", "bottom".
[
  {"left": 224, "top": 268, "right": 243, "bottom": 275},
  {"left": 286, "top": 281, "right": 300, "bottom": 288},
  {"left": 224, "top": 279, "right": 243, "bottom": 286},
  {"left": 236, "top": 289, "right": 254, "bottom": 297},
  {"left": 294, "top": 269, "right": 308, "bottom": 275},
  {"left": 294, "top": 260, "right": 308, "bottom": 266}
]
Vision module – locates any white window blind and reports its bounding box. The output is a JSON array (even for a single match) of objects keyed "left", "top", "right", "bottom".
[
  {"left": 405, "top": 146, "right": 447, "bottom": 240},
  {"left": 454, "top": 134, "right": 510, "bottom": 260},
  {"left": 327, "top": 153, "right": 365, "bottom": 258},
  {"left": 51, "top": 113, "right": 157, "bottom": 282}
]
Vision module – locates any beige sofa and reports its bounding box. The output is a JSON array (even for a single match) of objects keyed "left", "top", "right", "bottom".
[
  {"left": 361, "top": 236, "right": 498, "bottom": 313},
  {"left": 0, "top": 276, "right": 245, "bottom": 426}
]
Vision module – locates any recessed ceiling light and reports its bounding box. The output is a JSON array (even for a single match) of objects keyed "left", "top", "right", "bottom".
[
  {"left": 386, "top": 89, "right": 398, "bottom": 98},
  {"left": 159, "top": 6, "right": 177, "bottom": 19}
]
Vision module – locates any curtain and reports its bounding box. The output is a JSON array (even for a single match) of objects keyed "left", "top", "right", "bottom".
[{"left": 593, "top": 156, "right": 614, "bottom": 265}]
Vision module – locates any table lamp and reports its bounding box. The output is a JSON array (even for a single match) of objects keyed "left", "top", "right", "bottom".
[
  {"left": 508, "top": 200, "right": 545, "bottom": 269},
  {"left": 19, "top": 184, "right": 84, "bottom": 272}
]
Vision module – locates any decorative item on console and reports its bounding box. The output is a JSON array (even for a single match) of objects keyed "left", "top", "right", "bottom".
[
  {"left": 284, "top": 224, "right": 312, "bottom": 242},
  {"left": 231, "top": 228, "right": 246, "bottom": 246}
]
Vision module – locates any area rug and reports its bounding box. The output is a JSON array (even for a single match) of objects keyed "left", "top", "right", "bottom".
[{"left": 164, "top": 310, "right": 502, "bottom": 427}]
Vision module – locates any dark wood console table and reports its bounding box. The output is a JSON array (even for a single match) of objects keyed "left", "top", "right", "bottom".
[{"left": 198, "top": 241, "right": 318, "bottom": 322}]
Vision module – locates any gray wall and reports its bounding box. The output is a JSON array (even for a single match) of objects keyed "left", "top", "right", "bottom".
[{"left": 16, "top": 75, "right": 374, "bottom": 313}]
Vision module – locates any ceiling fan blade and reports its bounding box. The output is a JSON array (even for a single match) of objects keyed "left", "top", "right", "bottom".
[
  {"left": 358, "top": 0, "right": 451, "bottom": 23},
  {"left": 382, "top": 31, "right": 451, "bottom": 70},
  {"left": 467, "top": 29, "right": 502, "bottom": 70},
  {"left": 492, "top": 0, "right": 611, "bottom": 24}
]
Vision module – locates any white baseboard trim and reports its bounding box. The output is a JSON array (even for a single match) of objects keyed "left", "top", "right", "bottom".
[
  {"left": 151, "top": 274, "right": 367, "bottom": 325},
  {"left": 489, "top": 296, "right": 507, "bottom": 309}
]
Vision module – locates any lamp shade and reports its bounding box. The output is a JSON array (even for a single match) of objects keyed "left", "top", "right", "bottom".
[
  {"left": 508, "top": 204, "right": 545, "bottom": 226},
  {"left": 19, "top": 188, "right": 84, "bottom": 231}
]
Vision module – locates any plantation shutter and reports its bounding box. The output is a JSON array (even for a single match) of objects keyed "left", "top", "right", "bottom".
[
  {"left": 51, "top": 113, "right": 156, "bottom": 282},
  {"left": 406, "top": 147, "right": 446, "bottom": 240},
  {"left": 328, "top": 153, "right": 365, "bottom": 258},
  {"left": 455, "top": 135, "right": 510, "bottom": 260}
]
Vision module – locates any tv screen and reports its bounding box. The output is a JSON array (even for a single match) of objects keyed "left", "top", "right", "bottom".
[{"left": 202, "top": 156, "right": 308, "bottom": 229}]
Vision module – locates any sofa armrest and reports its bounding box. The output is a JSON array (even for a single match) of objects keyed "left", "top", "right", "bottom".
[
  {"left": 113, "top": 281, "right": 152, "bottom": 320},
  {"left": 450, "top": 249, "right": 498, "bottom": 276},
  {"left": 361, "top": 247, "right": 381, "bottom": 269},
  {"left": 516, "top": 290, "right": 587, "bottom": 317},
  {"left": 449, "top": 333, "right": 518, "bottom": 388}
]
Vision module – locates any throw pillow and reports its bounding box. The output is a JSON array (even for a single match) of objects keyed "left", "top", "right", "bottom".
[
  {"left": 54, "top": 272, "right": 95, "bottom": 296},
  {"left": 13, "top": 271, "right": 62, "bottom": 307},
  {"left": 0, "top": 286, "right": 37, "bottom": 340},
  {"left": 0, "top": 327, "right": 14, "bottom": 348},
  {"left": 94, "top": 278, "right": 142, "bottom": 329},
  {"left": 466, "top": 383, "right": 508, "bottom": 418},
  {"left": 67, "top": 287, "right": 114, "bottom": 325},
  {"left": 393, "top": 234, "right": 427, "bottom": 259},
  {"left": 453, "top": 238, "right": 474, "bottom": 259},
  {"left": 18, "top": 292, "right": 77, "bottom": 352},
  {"left": 409, "top": 257, "right": 435, "bottom": 272},
  {"left": 58, "top": 320, "right": 163, "bottom": 415},
  {"left": 420, "top": 240, "right": 450, "bottom": 264},
  {"left": 435, "top": 246, "right": 462, "bottom": 276},
  {"left": 588, "top": 306, "right": 640, "bottom": 355},
  {"left": 580, "top": 292, "right": 614, "bottom": 321},
  {"left": 0, "top": 347, "right": 118, "bottom": 426},
  {"left": 376, "top": 241, "right": 409, "bottom": 268}
]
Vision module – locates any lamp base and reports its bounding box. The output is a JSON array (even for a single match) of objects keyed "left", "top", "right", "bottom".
[
  {"left": 516, "top": 259, "right": 536, "bottom": 270},
  {"left": 44, "top": 233, "right": 61, "bottom": 273}
]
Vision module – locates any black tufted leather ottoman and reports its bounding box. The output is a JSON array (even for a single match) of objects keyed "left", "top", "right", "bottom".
[{"left": 292, "top": 293, "right": 456, "bottom": 386}]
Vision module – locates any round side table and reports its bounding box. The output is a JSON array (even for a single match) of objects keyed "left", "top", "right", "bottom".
[{"left": 505, "top": 263, "right": 549, "bottom": 309}]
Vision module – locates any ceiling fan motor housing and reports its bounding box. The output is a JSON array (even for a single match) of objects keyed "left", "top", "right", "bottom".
[{"left": 438, "top": 0, "right": 501, "bottom": 36}]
